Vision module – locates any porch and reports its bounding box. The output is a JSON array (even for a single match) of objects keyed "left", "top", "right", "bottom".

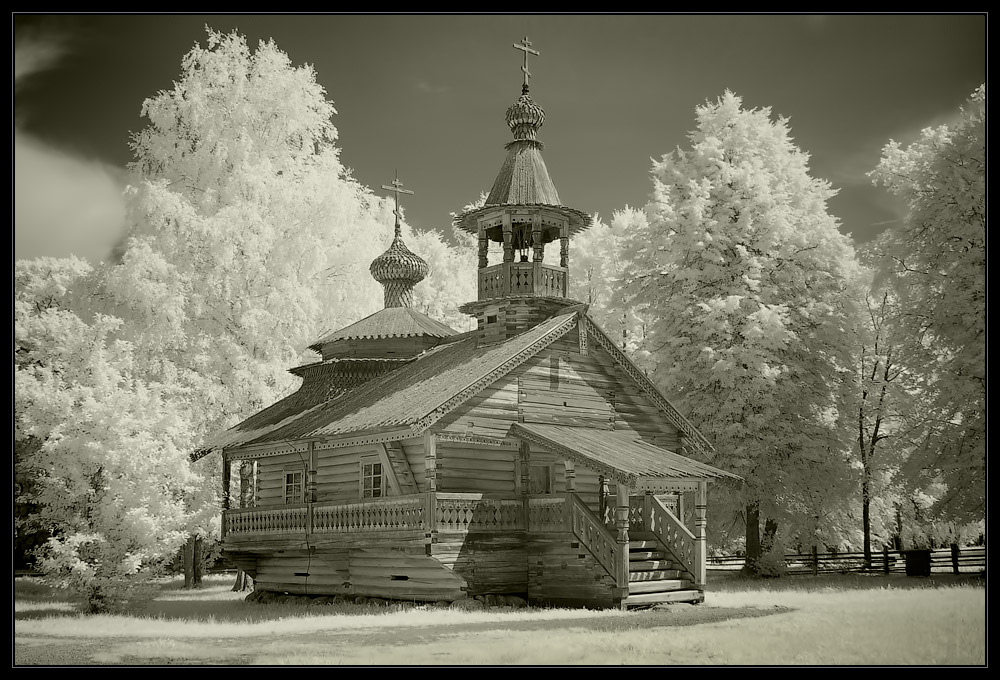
[{"left": 222, "top": 487, "right": 707, "bottom": 607}]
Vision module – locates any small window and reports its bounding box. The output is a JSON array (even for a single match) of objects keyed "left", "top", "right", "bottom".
[
  {"left": 360, "top": 457, "right": 384, "bottom": 498},
  {"left": 486, "top": 314, "right": 498, "bottom": 324},
  {"left": 529, "top": 464, "right": 553, "bottom": 495},
  {"left": 284, "top": 469, "right": 303, "bottom": 504}
]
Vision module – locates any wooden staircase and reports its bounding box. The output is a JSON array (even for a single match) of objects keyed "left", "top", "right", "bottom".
[{"left": 623, "top": 532, "right": 703, "bottom": 607}]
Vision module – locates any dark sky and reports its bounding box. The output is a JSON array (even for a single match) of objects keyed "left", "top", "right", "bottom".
[{"left": 14, "top": 14, "right": 986, "bottom": 263}]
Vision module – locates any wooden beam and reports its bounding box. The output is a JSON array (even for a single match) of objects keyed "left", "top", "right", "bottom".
[
  {"left": 615, "top": 483, "right": 630, "bottom": 605},
  {"left": 695, "top": 481, "right": 707, "bottom": 588}
]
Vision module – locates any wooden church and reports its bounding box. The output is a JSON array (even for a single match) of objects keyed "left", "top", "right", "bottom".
[{"left": 198, "top": 39, "right": 739, "bottom": 609}]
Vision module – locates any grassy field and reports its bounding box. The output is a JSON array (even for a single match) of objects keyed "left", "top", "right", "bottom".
[{"left": 14, "top": 571, "right": 986, "bottom": 665}]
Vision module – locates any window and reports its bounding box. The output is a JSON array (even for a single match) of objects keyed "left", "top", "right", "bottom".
[
  {"left": 284, "top": 469, "right": 303, "bottom": 505},
  {"left": 529, "top": 464, "right": 553, "bottom": 495},
  {"left": 360, "top": 457, "right": 384, "bottom": 498}
]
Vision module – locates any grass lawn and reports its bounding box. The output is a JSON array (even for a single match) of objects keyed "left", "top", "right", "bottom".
[{"left": 14, "top": 571, "right": 986, "bottom": 666}]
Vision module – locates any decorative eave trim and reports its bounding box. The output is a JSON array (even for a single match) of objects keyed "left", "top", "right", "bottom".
[
  {"left": 221, "top": 428, "right": 416, "bottom": 460},
  {"left": 583, "top": 316, "right": 715, "bottom": 458},
  {"left": 436, "top": 432, "right": 519, "bottom": 449},
  {"left": 636, "top": 478, "right": 703, "bottom": 494},
  {"left": 454, "top": 203, "right": 593, "bottom": 235},
  {"left": 510, "top": 422, "right": 638, "bottom": 488},
  {"left": 410, "top": 312, "right": 580, "bottom": 435}
]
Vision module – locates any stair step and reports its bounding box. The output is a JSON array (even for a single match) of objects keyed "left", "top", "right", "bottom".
[
  {"left": 629, "top": 569, "right": 682, "bottom": 581},
  {"left": 629, "top": 551, "right": 666, "bottom": 561},
  {"left": 629, "top": 540, "right": 660, "bottom": 550},
  {"left": 629, "top": 559, "right": 677, "bottom": 571},
  {"left": 627, "top": 579, "right": 693, "bottom": 594},
  {"left": 624, "top": 589, "right": 704, "bottom": 607}
]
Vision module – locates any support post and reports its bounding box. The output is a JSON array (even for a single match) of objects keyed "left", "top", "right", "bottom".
[
  {"left": 812, "top": 545, "right": 819, "bottom": 576},
  {"left": 883, "top": 545, "right": 890, "bottom": 574},
  {"left": 531, "top": 215, "right": 543, "bottom": 262},
  {"left": 519, "top": 441, "right": 531, "bottom": 530},
  {"left": 221, "top": 452, "right": 231, "bottom": 539},
  {"left": 564, "top": 459, "right": 575, "bottom": 493},
  {"left": 478, "top": 227, "right": 489, "bottom": 269},
  {"left": 694, "top": 481, "right": 707, "bottom": 588},
  {"left": 502, "top": 213, "right": 514, "bottom": 264},
  {"left": 642, "top": 491, "right": 652, "bottom": 533},
  {"left": 424, "top": 431, "right": 438, "bottom": 554},
  {"left": 951, "top": 543, "right": 960, "bottom": 575},
  {"left": 615, "top": 483, "right": 630, "bottom": 605}
]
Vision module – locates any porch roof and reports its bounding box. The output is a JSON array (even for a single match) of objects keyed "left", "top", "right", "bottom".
[{"left": 509, "top": 423, "right": 741, "bottom": 488}]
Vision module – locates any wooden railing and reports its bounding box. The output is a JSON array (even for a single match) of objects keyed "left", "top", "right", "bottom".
[
  {"left": 313, "top": 495, "right": 425, "bottom": 533},
  {"left": 434, "top": 493, "right": 522, "bottom": 532},
  {"left": 527, "top": 496, "right": 567, "bottom": 532},
  {"left": 226, "top": 504, "right": 309, "bottom": 535},
  {"left": 645, "top": 495, "right": 697, "bottom": 579},
  {"left": 477, "top": 262, "right": 567, "bottom": 300},
  {"left": 567, "top": 493, "right": 619, "bottom": 580},
  {"left": 707, "top": 546, "right": 987, "bottom": 576}
]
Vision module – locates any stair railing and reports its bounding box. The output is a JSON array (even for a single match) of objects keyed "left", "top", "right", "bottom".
[
  {"left": 646, "top": 494, "right": 697, "bottom": 581},
  {"left": 566, "top": 493, "right": 621, "bottom": 586}
]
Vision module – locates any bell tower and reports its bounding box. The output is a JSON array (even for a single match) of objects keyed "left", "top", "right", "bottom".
[{"left": 454, "top": 37, "right": 592, "bottom": 343}]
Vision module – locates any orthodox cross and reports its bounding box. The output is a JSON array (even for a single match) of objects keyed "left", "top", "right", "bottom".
[
  {"left": 513, "top": 36, "right": 539, "bottom": 93},
  {"left": 381, "top": 171, "right": 414, "bottom": 236}
]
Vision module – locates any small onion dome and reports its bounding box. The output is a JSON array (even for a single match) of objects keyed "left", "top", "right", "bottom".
[
  {"left": 369, "top": 234, "right": 430, "bottom": 308},
  {"left": 506, "top": 93, "right": 545, "bottom": 141}
]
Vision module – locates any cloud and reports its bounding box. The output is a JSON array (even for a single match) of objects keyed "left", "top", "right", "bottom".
[
  {"left": 14, "top": 31, "right": 127, "bottom": 264},
  {"left": 412, "top": 78, "right": 450, "bottom": 94},
  {"left": 15, "top": 132, "right": 127, "bottom": 263}
]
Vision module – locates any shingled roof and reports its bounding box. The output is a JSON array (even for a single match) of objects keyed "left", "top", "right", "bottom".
[
  {"left": 311, "top": 307, "right": 457, "bottom": 350},
  {"left": 196, "top": 309, "right": 580, "bottom": 455},
  {"left": 510, "top": 423, "right": 739, "bottom": 487}
]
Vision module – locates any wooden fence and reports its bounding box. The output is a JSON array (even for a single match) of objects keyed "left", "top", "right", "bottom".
[{"left": 707, "top": 545, "right": 986, "bottom": 576}]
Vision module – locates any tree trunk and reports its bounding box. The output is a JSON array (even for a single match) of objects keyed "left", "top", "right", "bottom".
[
  {"left": 232, "top": 569, "right": 254, "bottom": 592},
  {"left": 743, "top": 501, "right": 761, "bottom": 574},
  {"left": 862, "top": 469, "right": 872, "bottom": 569},
  {"left": 182, "top": 535, "right": 194, "bottom": 589},
  {"left": 192, "top": 535, "right": 203, "bottom": 588}
]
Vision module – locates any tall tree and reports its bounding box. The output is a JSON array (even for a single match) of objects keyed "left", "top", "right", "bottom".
[
  {"left": 569, "top": 208, "right": 649, "bottom": 365},
  {"left": 102, "top": 28, "right": 390, "bottom": 441},
  {"left": 624, "top": 92, "right": 861, "bottom": 570},
  {"left": 867, "top": 85, "right": 985, "bottom": 521},
  {"left": 15, "top": 257, "right": 212, "bottom": 612}
]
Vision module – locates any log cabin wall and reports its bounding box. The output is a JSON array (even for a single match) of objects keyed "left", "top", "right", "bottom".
[
  {"left": 254, "top": 439, "right": 428, "bottom": 506},
  {"left": 437, "top": 442, "right": 517, "bottom": 494}
]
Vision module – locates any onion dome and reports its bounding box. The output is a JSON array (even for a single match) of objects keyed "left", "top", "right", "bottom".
[
  {"left": 505, "top": 92, "right": 545, "bottom": 142},
  {"left": 369, "top": 224, "right": 429, "bottom": 309}
]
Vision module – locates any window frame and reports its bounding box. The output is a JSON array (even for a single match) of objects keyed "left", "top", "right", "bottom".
[
  {"left": 283, "top": 466, "right": 305, "bottom": 505},
  {"left": 359, "top": 455, "right": 386, "bottom": 499}
]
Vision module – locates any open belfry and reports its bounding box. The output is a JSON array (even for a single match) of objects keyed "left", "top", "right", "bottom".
[{"left": 199, "top": 37, "right": 739, "bottom": 608}]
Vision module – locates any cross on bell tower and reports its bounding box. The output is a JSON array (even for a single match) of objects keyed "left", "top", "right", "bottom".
[
  {"left": 453, "top": 38, "right": 593, "bottom": 342},
  {"left": 513, "top": 36, "right": 539, "bottom": 94}
]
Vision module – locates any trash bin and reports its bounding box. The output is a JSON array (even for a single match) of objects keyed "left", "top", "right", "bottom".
[{"left": 902, "top": 549, "right": 932, "bottom": 576}]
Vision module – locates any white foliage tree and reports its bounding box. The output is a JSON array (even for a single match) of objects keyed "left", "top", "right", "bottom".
[
  {"left": 15, "top": 257, "right": 212, "bottom": 612},
  {"left": 624, "top": 92, "right": 861, "bottom": 568},
  {"left": 103, "top": 28, "right": 389, "bottom": 440},
  {"left": 867, "top": 85, "right": 985, "bottom": 521}
]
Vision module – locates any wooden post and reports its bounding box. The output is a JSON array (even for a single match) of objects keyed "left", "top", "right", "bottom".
[
  {"left": 531, "top": 215, "right": 543, "bottom": 262},
  {"left": 951, "top": 543, "right": 960, "bottom": 575},
  {"left": 564, "top": 459, "right": 575, "bottom": 493},
  {"left": 502, "top": 213, "right": 514, "bottom": 263},
  {"left": 694, "top": 481, "right": 707, "bottom": 588},
  {"left": 812, "top": 545, "right": 819, "bottom": 576},
  {"left": 424, "top": 431, "right": 438, "bottom": 553},
  {"left": 642, "top": 491, "right": 652, "bottom": 533},
  {"left": 559, "top": 235, "right": 569, "bottom": 268},
  {"left": 478, "top": 227, "right": 489, "bottom": 269},
  {"left": 616, "top": 482, "right": 630, "bottom": 604},
  {"left": 519, "top": 441, "right": 531, "bottom": 530},
  {"left": 883, "top": 545, "right": 890, "bottom": 574},
  {"left": 221, "top": 452, "right": 231, "bottom": 539}
]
